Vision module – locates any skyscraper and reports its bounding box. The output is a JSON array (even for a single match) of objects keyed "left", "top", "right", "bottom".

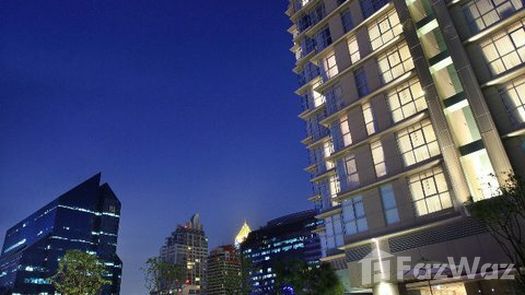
[
  {"left": 287, "top": 0, "right": 525, "bottom": 293},
  {"left": 0, "top": 173, "right": 122, "bottom": 295},
  {"left": 234, "top": 221, "right": 251, "bottom": 248},
  {"left": 241, "top": 210, "right": 322, "bottom": 295},
  {"left": 207, "top": 245, "right": 241, "bottom": 295},
  {"left": 160, "top": 214, "right": 208, "bottom": 295}
]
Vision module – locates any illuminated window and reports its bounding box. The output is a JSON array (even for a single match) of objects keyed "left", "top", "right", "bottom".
[
  {"left": 322, "top": 52, "right": 339, "bottom": 80},
  {"left": 339, "top": 115, "right": 353, "bottom": 147},
  {"left": 342, "top": 196, "right": 368, "bottom": 235},
  {"left": 409, "top": 166, "right": 452, "bottom": 216},
  {"left": 343, "top": 154, "right": 359, "bottom": 190},
  {"left": 461, "top": 149, "right": 499, "bottom": 201},
  {"left": 463, "top": 0, "right": 524, "bottom": 34},
  {"left": 371, "top": 140, "right": 387, "bottom": 177},
  {"left": 380, "top": 184, "right": 399, "bottom": 224},
  {"left": 347, "top": 35, "right": 361, "bottom": 64},
  {"left": 499, "top": 75, "right": 525, "bottom": 124},
  {"left": 397, "top": 119, "right": 440, "bottom": 166},
  {"left": 481, "top": 19, "right": 525, "bottom": 76},
  {"left": 387, "top": 79, "right": 427, "bottom": 122},
  {"left": 329, "top": 175, "right": 341, "bottom": 200},
  {"left": 368, "top": 9, "right": 402, "bottom": 50},
  {"left": 362, "top": 102, "right": 376, "bottom": 135},
  {"left": 323, "top": 141, "right": 335, "bottom": 170},
  {"left": 312, "top": 81, "right": 326, "bottom": 107},
  {"left": 378, "top": 42, "right": 414, "bottom": 83}
]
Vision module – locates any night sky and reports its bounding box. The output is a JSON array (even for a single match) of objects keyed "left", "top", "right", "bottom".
[{"left": 0, "top": 1, "right": 311, "bottom": 294}]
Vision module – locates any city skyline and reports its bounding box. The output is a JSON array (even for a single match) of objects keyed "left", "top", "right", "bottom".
[{"left": 0, "top": 1, "right": 309, "bottom": 294}]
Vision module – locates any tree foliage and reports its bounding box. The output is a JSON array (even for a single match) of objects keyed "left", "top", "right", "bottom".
[
  {"left": 51, "top": 250, "right": 110, "bottom": 295},
  {"left": 142, "top": 257, "right": 185, "bottom": 295},
  {"left": 275, "top": 259, "right": 344, "bottom": 295},
  {"left": 468, "top": 173, "right": 525, "bottom": 290}
]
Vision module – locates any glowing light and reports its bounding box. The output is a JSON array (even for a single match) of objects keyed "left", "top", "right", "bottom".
[{"left": 235, "top": 221, "right": 252, "bottom": 247}]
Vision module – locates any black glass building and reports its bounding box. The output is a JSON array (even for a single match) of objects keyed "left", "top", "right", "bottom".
[
  {"left": 241, "top": 210, "right": 321, "bottom": 295},
  {"left": 0, "top": 173, "right": 122, "bottom": 295}
]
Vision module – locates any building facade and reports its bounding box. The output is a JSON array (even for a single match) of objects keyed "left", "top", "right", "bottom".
[
  {"left": 241, "top": 210, "right": 322, "bottom": 295},
  {"left": 207, "top": 245, "right": 241, "bottom": 295},
  {"left": 0, "top": 173, "right": 122, "bottom": 295},
  {"left": 286, "top": 0, "right": 525, "bottom": 293},
  {"left": 160, "top": 214, "right": 208, "bottom": 295}
]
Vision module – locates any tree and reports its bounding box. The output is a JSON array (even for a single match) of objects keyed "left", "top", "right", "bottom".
[
  {"left": 468, "top": 173, "right": 525, "bottom": 291},
  {"left": 142, "top": 257, "right": 185, "bottom": 295},
  {"left": 275, "top": 259, "right": 344, "bottom": 295},
  {"left": 51, "top": 249, "right": 110, "bottom": 295}
]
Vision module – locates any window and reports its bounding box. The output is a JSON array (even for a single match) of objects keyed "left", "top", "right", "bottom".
[
  {"left": 329, "top": 175, "right": 341, "bottom": 200},
  {"left": 463, "top": 0, "right": 524, "bottom": 34},
  {"left": 299, "top": 62, "right": 320, "bottom": 85},
  {"left": 362, "top": 102, "right": 376, "bottom": 135},
  {"left": 380, "top": 184, "right": 400, "bottom": 224},
  {"left": 397, "top": 119, "right": 440, "bottom": 166},
  {"left": 347, "top": 35, "right": 361, "bottom": 64},
  {"left": 460, "top": 149, "right": 499, "bottom": 201},
  {"left": 499, "top": 75, "right": 525, "bottom": 123},
  {"left": 409, "top": 166, "right": 452, "bottom": 216},
  {"left": 354, "top": 67, "right": 370, "bottom": 97},
  {"left": 341, "top": 9, "right": 354, "bottom": 32},
  {"left": 322, "top": 52, "right": 339, "bottom": 80},
  {"left": 325, "top": 85, "right": 344, "bottom": 114},
  {"left": 342, "top": 196, "right": 368, "bottom": 235},
  {"left": 481, "top": 19, "right": 525, "bottom": 76},
  {"left": 311, "top": 81, "right": 326, "bottom": 107},
  {"left": 368, "top": 9, "right": 402, "bottom": 50},
  {"left": 378, "top": 42, "right": 414, "bottom": 83},
  {"left": 323, "top": 141, "right": 335, "bottom": 170},
  {"left": 339, "top": 115, "right": 353, "bottom": 147},
  {"left": 324, "top": 214, "right": 344, "bottom": 248},
  {"left": 343, "top": 154, "right": 359, "bottom": 189},
  {"left": 371, "top": 140, "right": 387, "bottom": 177},
  {"left": 387, "top": 79, "right": 427, "bottom": 122},
  {"left": 360, "top": 0, "right": 390, "bottom": 18},
  {"left": 316, "top": 27, "right": 333, "bottom": 51}
]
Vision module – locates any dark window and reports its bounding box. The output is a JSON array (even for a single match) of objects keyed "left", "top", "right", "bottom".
[
  {"left": 354, "top": 67, "right": 370, "bottom": 97},
  {"left": 341, "top": 10, "right": 354, "bottom": 32},
  {"left": 360, "top": 0, "right": 389, "bottom": 18}
]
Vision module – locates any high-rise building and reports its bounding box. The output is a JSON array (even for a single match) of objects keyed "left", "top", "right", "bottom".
[
  {"left": 207, "top": 245, "right": 241, "bottom": 295},
  {"left": 241, "top": 210, "right": 322, "bottom": 295},
  {"left": 287, "top": 0, "right": 525, "bottom": 293},
  {"left": 0, "top": 173, "right": 122, "bottom": 295},
  {"left": 160, "top": 214, "right": 208, "bottom": 295}
]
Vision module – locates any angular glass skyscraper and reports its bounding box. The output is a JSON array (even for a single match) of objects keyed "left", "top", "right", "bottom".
[{"left": 0, "top": 173, "right": 122, "bottom": 295}]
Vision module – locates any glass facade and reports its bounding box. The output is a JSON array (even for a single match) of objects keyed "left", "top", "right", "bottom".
[
  {"left": 241, "top": 210, "right": 321, "bottom": 295},
  {"left": 0, "top": 174, "right": 122, "bottom": 295}
]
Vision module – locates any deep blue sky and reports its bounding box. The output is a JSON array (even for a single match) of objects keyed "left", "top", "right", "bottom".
[{"left": 0, "top": 1, "right": 311, "bottom": 294}]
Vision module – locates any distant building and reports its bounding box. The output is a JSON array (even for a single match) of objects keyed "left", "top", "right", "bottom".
[
  {"left": 234, "top": 221, "right": 251, "bottom": 248},
  {"left": 241, "top": 210, "right": 321, "bottom": 295},
  {"left": 207, "top": 245, "right": 241, "bottom": 295},
  {"left": 0, "top": 173, "right": 122, "bottom": 295},
  {"left": 160, "top": 214, "right": 208, "bottom": 295}
]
